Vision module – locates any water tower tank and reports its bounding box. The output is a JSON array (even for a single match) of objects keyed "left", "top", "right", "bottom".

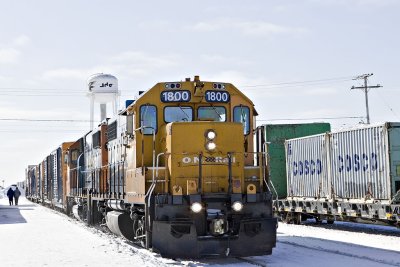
[
  {"left": 87, "top": 73, "right": 120, "bottom": 130},
  {"left": 87, "top": 73, "right": 119, "bottom": 104}
]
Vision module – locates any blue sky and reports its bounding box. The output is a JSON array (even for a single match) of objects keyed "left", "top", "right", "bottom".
[{"left": 0, "top": 0, "right": 399, "bottom": 185}]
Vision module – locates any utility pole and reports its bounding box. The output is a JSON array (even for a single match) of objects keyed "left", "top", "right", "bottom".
[{"left": 351, "top": 73, "right": 382, "bottom": 124}]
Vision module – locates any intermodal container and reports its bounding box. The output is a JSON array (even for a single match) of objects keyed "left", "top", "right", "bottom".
[
  {"left": 330, "top": 122, "right": 400, "bottom": 201},
  {"left": 285, "top": 133, "right": 330, "bottom": 198},
  {"left": 263, "top": 123, "right": 331, "bottom": 198},
  {"left": 284, "top": 122, "right": 400, "bottom": 202}
]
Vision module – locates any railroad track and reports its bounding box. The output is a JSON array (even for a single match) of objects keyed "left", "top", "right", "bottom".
[
  {"left": 235, "top": 257, "right": 268, "bottom": 267},
  {"left": 279, "top": 240, "right": 400, "bottom": 267},
  {"left": 301, "top": 221, "right": 400, "bottom": 237}
]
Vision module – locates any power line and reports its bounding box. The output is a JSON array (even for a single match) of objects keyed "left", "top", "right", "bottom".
[
  {"left": 0, "top": 130, "right": 85, "bottom": 133},
  {"left": 0, "top": 75, "right": 357, "bottom": 96},
  {"left": 373, "top": 89, "right": 400, "bottom": 120},
  {"left": 0, "top": 118, "right": 90, "bottom": 122},
  {"left": 240, "top": 76, "right": 355, "bottom": 88},
  {"left": 258, "top": 116, "right": 364, "bottom": 121}
]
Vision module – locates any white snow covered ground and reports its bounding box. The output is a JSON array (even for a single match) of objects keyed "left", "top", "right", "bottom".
[
  {"left": 1, "top": 197, "right": 399, "bottom": 267},
  {"left": 0, "top": 197, "right": 176, "bottom": 267}
]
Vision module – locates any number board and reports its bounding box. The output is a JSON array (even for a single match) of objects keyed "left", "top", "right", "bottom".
[
  {"left": 205, "top": 90, "right": 230, "bottom": 103},
  {"left": 161, "top": 90, "right": 191, "bottom": 103}
]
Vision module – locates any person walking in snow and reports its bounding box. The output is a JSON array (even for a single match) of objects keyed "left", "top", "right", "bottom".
[
  {"left": 14, "top": 186, "right": 21, "bottom": 205},
  {"left": 7, "top": 187, "right": 14, "bottom": 206}
]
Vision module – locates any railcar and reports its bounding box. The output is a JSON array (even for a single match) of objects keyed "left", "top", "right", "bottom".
[
  {"left": 26, "top": 75, "right": 277, "bottom": 258},
  {"left": 25, "top": 143, "right": 72, "bottom": 209},
  {"left": 26, "top": 165, "right": 38, "bottom": 201},
  {"left": 263, "top": 123, "right": 400, "bottom": 227}
]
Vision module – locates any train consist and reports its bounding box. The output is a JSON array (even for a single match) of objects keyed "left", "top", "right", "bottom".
[
  {"left": 263, "top": 122, "right": 400, "bottom": 227},
  {"left": 25, "top": 75, "right": 277, "bottom": 258}
]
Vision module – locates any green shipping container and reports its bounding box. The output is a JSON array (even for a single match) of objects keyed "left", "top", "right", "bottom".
[{"left": 263, "top": 123, "right": 331, "bottom": 198}]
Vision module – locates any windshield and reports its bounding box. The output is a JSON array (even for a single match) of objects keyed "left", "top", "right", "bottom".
[
  {"left": 164, "top": 106, "right": 193, "bottom": 122},
  {"left": 198, "top": 106, "right": 226, "bottom": 122}
]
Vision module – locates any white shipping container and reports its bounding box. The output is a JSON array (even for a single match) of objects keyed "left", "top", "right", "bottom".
[
  {"left": 285, "top": 122, "right": 400, "bottom": 202},
  {"left": 330, "top": 123, "right": 400, "bottom": 201},
  {"left": 285, "top": 133, "right": 330, "bottom": 198}
]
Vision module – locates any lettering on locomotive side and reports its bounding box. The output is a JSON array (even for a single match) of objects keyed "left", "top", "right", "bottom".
[
  {"left": 181, "top": 156, "right": 236, "bottom": 165},
  {"left": 337, "top": 152, "right": 378, "bottom": 172}
]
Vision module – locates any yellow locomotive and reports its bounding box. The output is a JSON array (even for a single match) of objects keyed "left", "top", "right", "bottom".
[{"left": 27, "top": 76, "right": 277, "bottom": 258}]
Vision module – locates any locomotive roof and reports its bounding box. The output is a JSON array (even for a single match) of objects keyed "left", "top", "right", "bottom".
[{"left": 122, "top": 76, "right": 257, "bottom": 115}]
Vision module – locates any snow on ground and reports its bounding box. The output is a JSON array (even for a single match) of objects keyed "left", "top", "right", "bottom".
[
  {"left": 0, "top": 197, "right": 177, "bottom": 267},
  {"left": 268, "top": 222, "right": 400, "bottom": 267},
  {"left": 189, "top": 222, "right": 400, "bottom": 267},
  {"left": 1, "top": 197, "right": 400, "bottom": 267},
  {"left": 278, "top": 220, "right": 400, "bottom": 252}
]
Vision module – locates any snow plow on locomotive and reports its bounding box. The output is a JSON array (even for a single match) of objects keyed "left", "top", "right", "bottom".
[{"left": 26, "top": 76, "right": 277, "bottom": 258}]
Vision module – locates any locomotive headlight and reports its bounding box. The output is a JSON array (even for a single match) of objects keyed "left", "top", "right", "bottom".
[
  {"left": 232, "top": 201, "right": 243, "bottom": 212},
  {"left": 190, "top": 202, "right": 203, "bottom": 213},
  {"left": 206, "top": 130, "right": 216, "bottom": 140},
  {"left": 205, "top": 141, "right": 217, "bottom": 151}
]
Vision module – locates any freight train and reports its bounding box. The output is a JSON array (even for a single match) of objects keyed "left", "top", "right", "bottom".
[
  {"left": 261, "top": 122, "right": 400, "bottom": 227},
  {"left": 25, "top": 75, "right": 277, "bottom": 258}
]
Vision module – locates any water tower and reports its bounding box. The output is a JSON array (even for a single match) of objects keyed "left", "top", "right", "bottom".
[{"left": 87, "top": 73, "right": 120, "bottom": 130}]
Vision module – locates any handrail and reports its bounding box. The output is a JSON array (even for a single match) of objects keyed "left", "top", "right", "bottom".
[
  {"left": 263, "top": 142, "right": 279, "bottom": 203},
  {"left": 227, "top": 152, "right": 233, "bottom": 194},
  {"left": 198, "top": 153, "right": 203, "bottom": 193},
  {"left": 146, "top": 152, "right": 168, "bottom": 208},
  {"left": 134, "top": 126, "right": 155, "bottom": 175},
  {"left": 76, "top": 152, "right": 84, "bottom": 193}
]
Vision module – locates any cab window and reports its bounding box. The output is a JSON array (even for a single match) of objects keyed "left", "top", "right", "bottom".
[
  {"left": 140, "top": 105, "right": 157, "bottom": 135},
  {"left": 164, "top": 106, "right": 193, "bottom": 123},
  {"left": 198, "top": 106, "right": 226, "bottom": 121},
  {"left": 233, "top": 106, "right": 250, "bottom": 135},
  {"left": 71, "top": 150, "right": 78, "bottom": 162}
]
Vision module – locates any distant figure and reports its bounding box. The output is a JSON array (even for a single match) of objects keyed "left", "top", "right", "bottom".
[
  {"left": 7, "top": 188, "right": 14, "bottom": 206},
  {"left": 14, "top": 187, "right": 21, "bottom": 205}
]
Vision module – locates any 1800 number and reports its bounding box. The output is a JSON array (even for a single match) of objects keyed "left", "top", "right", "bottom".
[
  {"left": 205, "top": 90, "right": 230, "bottom": 103},
  {"left": 161, "top": 90, "right": 191, "bottom": 102}
]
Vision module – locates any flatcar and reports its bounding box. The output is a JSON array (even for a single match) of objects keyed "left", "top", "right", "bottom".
[{"left": 26, "top": 75, "right": 277, "bottom": 258}]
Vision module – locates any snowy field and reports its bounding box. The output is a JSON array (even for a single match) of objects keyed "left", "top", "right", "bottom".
[{"left": 1, "top": 197, "right": 399, "bottom": 267}]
